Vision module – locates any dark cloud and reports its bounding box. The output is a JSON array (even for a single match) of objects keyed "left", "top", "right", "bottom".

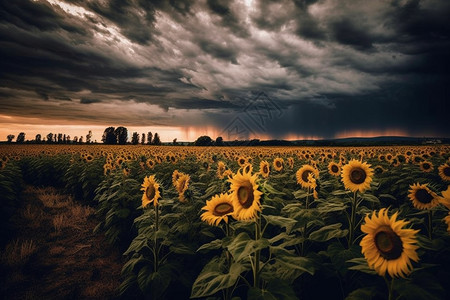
[
  {"left": 80, "top": 98, "right": 101, "bottom": 104},
  {"left": 0, "top": 0, "right": 449, "bottom": 138}
]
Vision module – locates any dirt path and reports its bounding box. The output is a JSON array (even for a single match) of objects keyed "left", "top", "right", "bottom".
[{"left": 0, "top": 186, "right": 123, "bottom": 299}]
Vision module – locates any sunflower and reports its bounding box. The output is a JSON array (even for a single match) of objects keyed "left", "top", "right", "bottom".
[
  {"left": 287, "top": 157, "right": 294, "bottom": 169},
  {"left": 444, "top": 213, "right": 450, "bottom": 233},
  {"left": 439, "top": 185, "right": 450, "bottom": 210},
  {"left": 328, "top": 161, "right": 341, "bottom": 177},
  {"left": 84, "top": 154, "right": 94, "bottom": 163},
  {"left": 407, "top": 183, "right": 439, "bottom": 210},
  {"left": 419, "top": 161, "right": 433, "bottom": 173},
  {"left": 176, "top": 173, "right": 190, "bottom": 203},
  {"left": 242, "top": 163, "right": 253, "bottom": 175},
  {"left": 360, "top": 208, "right": 419, "bottom": 278},
  {"left": 228, "top": 170, "right": 262, "bottom": 221},
  {"left": 438, "top": 163, "right": 450, "bottom": 182},
  {"left": 374, "top": 165, "right": 386, "bottom": 175},
  {"left": 172, "top": 170, "right": 181, "bottom": 187},
  {"left": 341, "top": 159, "right": 374, "bottom": 193},
  {"left": 141, "top": 175, "right": 161, "bottom": 208},
  {"left": 296, "top": 164, "right": 319, "bottom": 189},
  {"left": 259, "top": 160, "right": 270, "bottom": 178},
  {"left": 273, "top": 158, "right": 284, "bottom": 172},
  {"left": 237, "top": 156, "right": 247, "bottom": 167},
  {"left": 217, "top": 161, "right": 227, "bottom": 179},
  {"left": 200, "top": 193, "right": 235, "bottom": 226}
]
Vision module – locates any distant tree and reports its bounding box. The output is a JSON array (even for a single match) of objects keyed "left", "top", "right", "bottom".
[
  {"left": 57, "top": 133, "right": 63, "bottom": 144},
  {"left": 35, "top": 134, "right": 41, "bottom": 143},
  {"left": 86, "top": 130, "right": 92, "bottom": 144},
  {"left": 66, "top": 135, "right": 70, "bottom": 143},
  {"left": 141, "top": 133, "right": 146, "bottom": 145},
  {"left": 79, "top": 136, "right": 83, "bottom": 144},
  {"left": 102, "top": 127, "right": 116, "bottom": 144},
  {"left": 53, "top": 134, "right": 57, "bottom": 143},
  {"left": 131, "top": 132, "right": 140, "bottom": 145},
  {"left": 73, "top": 136, "right": 78, "bottom": 143},
  {"left": 215, "top": 136, "right": 224, "bottom": 146},
  {"left": 153, "top": 133, "right": 161, "bottom": 145},
  {"left": 46, "top": 133, "right": 53, "bottom": 144},
  {"left": 147, "top": 132, "right": 153, "bottom": 145},
  {"left": 115, "top": 126, "right": 128, "bottom": 145},
  {"left": 16, "top": 132, "right": 25, "bottom": 143},
  {"left": 7, "top": 134, "right": 14, "bottom": 143},
  {"left": 173, "top": 138, "right": 178, "bottom": 145},
  {"left": 195, "top": 135, "right": 213, "bottom": 146}
]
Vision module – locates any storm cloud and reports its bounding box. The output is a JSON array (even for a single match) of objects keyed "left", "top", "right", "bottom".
[{"left": 0, "top": 0, "right": 449, "bottom": 139}]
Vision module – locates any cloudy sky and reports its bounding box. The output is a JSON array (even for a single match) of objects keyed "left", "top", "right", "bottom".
[{"left": 1, "top": 0, "right": 449, "bottom": 142}]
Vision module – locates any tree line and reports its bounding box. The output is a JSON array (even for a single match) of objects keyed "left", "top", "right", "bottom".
[
  {"left": 101, "top": 126, "right": 162, "bottom": 145},
  {"left": 5, "top": 131, "right": 94, "bottom": 144}
]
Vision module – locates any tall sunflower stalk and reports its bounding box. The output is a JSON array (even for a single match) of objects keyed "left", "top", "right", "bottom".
[{"left": 341, "top": 159, "right": 374, "bottom": 248}]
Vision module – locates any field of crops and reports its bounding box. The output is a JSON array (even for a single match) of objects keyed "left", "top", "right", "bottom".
[{"left": 1, "top": 144, "right": 450, "bottom": 300}]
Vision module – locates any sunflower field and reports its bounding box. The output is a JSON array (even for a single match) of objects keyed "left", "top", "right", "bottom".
[{"left": 1, "top": 144, "right": 450, "bottom": 300}]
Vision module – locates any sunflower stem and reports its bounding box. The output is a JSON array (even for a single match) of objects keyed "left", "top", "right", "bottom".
[
  {"left": 348, "top": 191, "right": 357, "bottom": 248},
  {"left": 154, "top": 203, "right": 159, "bottom": 273},
  {"left": 427, "top": 210, "right": 433, "bottom": 240},
  {"left": 384, "top": 276, "right": 395, "bottom": 300},
  {"left": 253, "top": 214, "right": 261, "bottom": 288}
]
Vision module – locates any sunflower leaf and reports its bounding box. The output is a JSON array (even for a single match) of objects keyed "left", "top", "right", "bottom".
[
  {"left": 262, "top": 215, "right": 297, "bottom": 234},
  {"left": 197, "top": 239, "right": 223, "bottom": 252},
  {"left": 309, "top": 223, "right": 348, "bottom": 242}
]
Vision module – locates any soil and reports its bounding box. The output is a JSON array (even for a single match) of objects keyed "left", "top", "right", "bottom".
[{"left": 0, "top": 186, "right": 123, "bottom": 299}]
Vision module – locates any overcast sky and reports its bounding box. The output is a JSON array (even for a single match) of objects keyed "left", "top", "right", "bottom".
[{"left": 1, "top": 0, "right": 449, "bottom": 141}]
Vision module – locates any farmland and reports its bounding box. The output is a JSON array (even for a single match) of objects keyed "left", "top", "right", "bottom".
[{"left": 1, "top": 144, "right": 450, "bottom": 300}]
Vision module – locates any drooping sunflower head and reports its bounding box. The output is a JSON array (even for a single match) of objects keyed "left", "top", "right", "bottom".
[
  {"left": 341, "top": 159, "right": 374, "bottom": 193},
  {"left": 408, "top": 183, "right": 439, "bottom": 210},
  {"left": 438, "top": 163, "right": 450, "bottom": 182},
  {"left": 438, "top": 185, "right": 450, "bottom": 210},
  {"left": 172, "top": 170, "right": 181, "bottom": 187},
  {"left": 419, "top": 161, "right": 433, "bottom": 173},
  {"left": 328, "top": 161, "right": 341, "bottom": 177},
  {"left": 360, "top": 208, "right": 419, "bottom": 278},
  {"left": 141, "top": 175, "right": 161, "bottom": 208},
  {"left": 259, "top": 160, "right": 270, "bottom": 178},
  {"left": 217, "top": 161, "right": 227, "bottom": 179},
  {"left": 200, "top": 193, "right": 235, "bottom": 226},
  {"left": 296, "top": 164, "right": 319, "bottom": 189},
  {"left": 228, "top": 170, "right": 262, "bottom": 221},
  {"left": 273, "top": 158, "right": 284, "bottom": 172},
  {"left": 176, "top": 173, "right": 190, "bottom": 203}
]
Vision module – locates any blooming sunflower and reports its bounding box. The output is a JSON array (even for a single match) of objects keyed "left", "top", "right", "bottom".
[
  {"left": 438, "top": 163, "right": 450, "bottom": 182},
  {"left": 328, "top": 161, "right": 341, "bottom": 177},
  {"left": 228, "top": 170, "right": 262, "bottom": 221},
  {"left": 296, "top": 164, "right": 319, "bottom": 189},
  {"left": 172, "top": 170, "right": 181, "bottom": 187},
  {"left": 176, "top": 173, "right": 190, "bottom": 203},
  {"left": 341, "top": 159, "right": 374, "bottom": 193},
  {"left": 237, "top": 156, "right": 247, "bottom": 167},
  {"left": 141, "top": 175, "right": 161, "bottom": 208},
  {"left": 419, "top": 161, "right": 433, "bottom": 173},
  {"left": 273, "top": 158, "right": 284, "bottom": 172},
  {"left": 439, "top": 185, "right": 450, "bottom": 210},
  {"left": 242, "top": 163, "right": 253, "bottom": 175},
  {"left": 374, "top": 165, "right": 386, "bottom": 175},
  {"left": 200, "top": 193, "right": 235, "bottom": 226},
  {"left": 360, "top": 208, "right": 419, "bottom": 278},
  {"left": 408, "top": 183, "right": 439, "bottom": 210},
  {"left": 287, "top": 157, "right": 294, "bottom": 169},
  {"left": 259, "top": 160, "right": 270, "bottom": 178}
]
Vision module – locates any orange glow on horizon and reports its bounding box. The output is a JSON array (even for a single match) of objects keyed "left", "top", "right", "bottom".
[{"left": 334, "top": 129, "right": 409, "bottom": 139}]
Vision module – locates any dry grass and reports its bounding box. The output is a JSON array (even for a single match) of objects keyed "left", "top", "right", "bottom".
[
  {"left": 1, "top": 239, "right": 37, "bottom": 267},
  {"left": 36, "top": 187, "right": 73, "bottom": 208},
  {"left": 53, "top": 214, "right": 66, "bottom": 234}
]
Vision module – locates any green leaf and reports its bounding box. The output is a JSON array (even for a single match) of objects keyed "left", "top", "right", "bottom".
[
  {"left": 345, "top": 287, "right": 378, "bottom": 300},
  {"left": 191, "top": 261, "right": 245, "bottom": 298},
  {"left": 276, "top": 254, "right": 315, "bottom": 276},
  {"left": 197, "top": 239, "right": 223, "bottom": 252},
  {"left": 360, "top": 193, "right": 380, "bottom": 204},
  {"left": 248, "top": 278, "right": 298, "bottom": 300},
  {"left": 309, "top": 223, "right": 348, "bottom": 242},
  {"left": 347, "top": 257, "right": 377, "bottom": 275},
  {"left": 226, "top": 232, "right": 270, "bottom": 263},
  {"left": 262, "top": 215, "right": 297, "bottom": 234}
]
